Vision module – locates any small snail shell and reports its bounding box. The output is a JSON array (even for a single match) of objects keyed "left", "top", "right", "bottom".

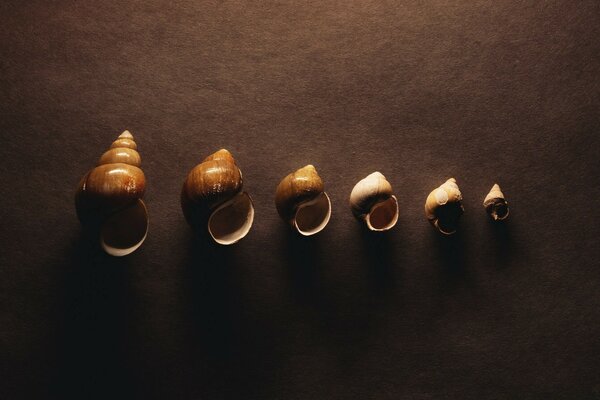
[
  {"left": 181, "top": 149, "right": 254, "bottom": 245},
  {"left": 75, "top": 130, "right": 148, "bottom": 256},
  {"left": 483, "top": 183, "right": 509, "bottom": 221},
  {"left": 349, "top": 172, "right": 398, "bottom": 231},
  {"left": 275, "top": 165, "right": 331, "bottom": 236},
  {"left": 424, "top": 178, "right": 464, "bottom": 235}
]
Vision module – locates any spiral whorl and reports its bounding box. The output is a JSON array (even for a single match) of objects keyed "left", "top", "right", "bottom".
[
  {"left": 181, "top": 149, "right": 243, "bottom": 214},
  {"left": 75, "top": 131, "right": 146, "bottom": 225},
  {"left": 98, "top": 131, "right": 141, "bottom": 167}
]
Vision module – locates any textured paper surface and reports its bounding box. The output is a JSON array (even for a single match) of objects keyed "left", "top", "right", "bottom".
[{"left": 1, "top": 1, "right": 599, "bottom": 398}]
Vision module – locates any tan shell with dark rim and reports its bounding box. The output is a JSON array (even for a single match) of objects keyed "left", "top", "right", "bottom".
[
  {"left": 424, "top": 178, "right": 464, "bottom": 235},
  {"left": 181, "top": 149, "right": 254, "bottom": 245},
  {"left": 275, "top": 165, "right": 331, "bottom": 236}
]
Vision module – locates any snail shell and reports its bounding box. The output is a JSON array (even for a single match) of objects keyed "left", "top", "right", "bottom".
[
  {"left": 349, "top": 172, "right": 398, "bottom": 231},
  {"left": 181, "top": 149, "right": 254, "bottom": 245},
  {"left": 424, "top": 178, "right": 464, "bottom": 235},
  {"left": 275, "top": 165, "right": 331, "bottom": 236},
  {"left": 75, "top": 130, "right": 148, "bottom": 256},
  {"left": 483, "top": 183, "right": 509, "bottom": 221}
]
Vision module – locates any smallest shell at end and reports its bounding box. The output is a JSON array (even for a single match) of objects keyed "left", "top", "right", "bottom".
[{"left": 483, "top": 183, "right": 509, "bottom": 221}]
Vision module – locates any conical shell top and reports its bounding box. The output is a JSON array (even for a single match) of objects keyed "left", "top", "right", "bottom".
[
  {"left": 75, "top": 130, "right": 148, "bottom": 256},
  {"left": 350, "top": 172, "right": 398, "bottom": 231},
  {"left": 275, "top": 165, "right": 331, "bottom": 236},
  {"left": 483, "top": 183, "right": 509, "bottom": 220},
  {"left": 424, "top": 178, "right": 464, "bottom": 235},
  {"left": 181, "top": 149, "right": 254, "bottom": 245}
]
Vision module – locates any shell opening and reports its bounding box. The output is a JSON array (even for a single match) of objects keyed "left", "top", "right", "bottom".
[
  {"left": 434, "top": 202, "right": 463, "bottom": 235},
  {"left": 100, "top": 199, "right": 149, "bottom": 257},
  {"left": 208, "top": 192, "right": 254, "bottom": 245},
  {"left": 366, "top": 195, "right": 398, "bottom": 231},
  {"left": 487, "top": 199, "right": 510, "bottom": 221},
  {"left": 294, "top": 192, "right": 331, "bottom": 236}
]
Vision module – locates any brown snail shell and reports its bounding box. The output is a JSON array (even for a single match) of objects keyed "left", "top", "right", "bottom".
[
  {"left": 349, "top": 172, "right": 398, "bottom": 231},
  {"left": 275, "top": 165, "right": 331, "bottom": 236},
  {"left": 75, "top": 130, "right": 148, "bottom": 256},
  {"left": 424, "top": 178, "right": 464, "bottom": 235},
  {"left": 483, "top": 183, "right": 509, "bottom": 221},
  {"left": 181, "top": 149, "right": 254, "bottom": 245}
]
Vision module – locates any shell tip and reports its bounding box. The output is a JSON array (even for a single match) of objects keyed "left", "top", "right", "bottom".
[
  {"left": 213, "top": 148, "right": 234, "bottom": 160},
  {"left": 300, "top": 164, "right": 317, "bottom": 173},
  {"left": 485, "top": 183, "right": 505, "bottom": 200},
  {"left": 368, "top": 171, "right": 385, "bottom": 179},
  {"left": 119, "top": 130, "right": 133, "bottom": 139}
]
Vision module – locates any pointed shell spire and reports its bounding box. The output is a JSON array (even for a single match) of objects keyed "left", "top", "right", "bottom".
[
  {"left": 483, "top": 183, "right": 509, "bottom": 220},
  {"left": 98, "top": 131, "right": 141, "bottom": 166}
]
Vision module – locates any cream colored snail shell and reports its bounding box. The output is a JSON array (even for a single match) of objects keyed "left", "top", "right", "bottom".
[
  {"left": 181, "top": 149, "right": 254, "bottom": 245},
  {"left": 483, "top": 183, "right": 509, "bottom": 221},
  {"left": 275, "top": 165, "right": 331, "bottom": 236},
  {"left": 424, "top": 178, "right": 464, "bottom": 235},
  {"left": 75, "top": 130, "right": 148, "bottom": 256},
  {"left": 349, "top": 172, "right": 398, "bottom": 231}
]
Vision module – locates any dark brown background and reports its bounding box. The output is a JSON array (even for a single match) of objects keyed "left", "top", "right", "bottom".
[{"left": 1, "top": 1, "right": 599, "bottom": 399}]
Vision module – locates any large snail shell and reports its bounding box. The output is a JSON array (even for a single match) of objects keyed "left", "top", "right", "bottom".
[
  {"left": 75, "top": 130, "right": 148, "bottom": 256},
  {"left": 424, "top": 178, "right": 464, "bottom": 235},
  {"left": 275, "top": 165, "right": 331, "bottom": 236},
  {"left": 350, "top": 172, "right": 398, "bottom": 231},
  {"left": 483, "top": 183, "right": 509, "bottom": 221},
  {"left": 181, "top": 149, "right": 254, "bottom": 245}
]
